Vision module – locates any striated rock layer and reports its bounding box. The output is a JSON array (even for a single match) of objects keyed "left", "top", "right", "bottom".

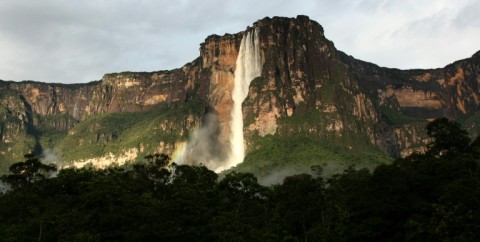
[{"left": 0, "top": 16, "right": 479, "bottom": 172}]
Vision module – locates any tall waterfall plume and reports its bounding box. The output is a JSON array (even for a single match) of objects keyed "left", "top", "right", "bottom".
[
  {"left": 172, "top": 29, "right": 262, "bottom": 173},
  {"left": 222, "top": 28, "right": 262, "bottom": 172}
]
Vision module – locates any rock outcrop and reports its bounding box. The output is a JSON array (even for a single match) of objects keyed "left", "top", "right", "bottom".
[{"left": 1, "top": 16, "right": 479, "bottom": 172}]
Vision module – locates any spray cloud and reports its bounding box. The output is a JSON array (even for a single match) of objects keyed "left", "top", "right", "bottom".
[
  {"left": 173, "top": 112, "right": 229, "bottom": 172},
  {"left": 0, "top": 181, "right": 11, "bottom": 195},
  {"left": 40, "top": 148, "right": 63, "bottom": 177}
]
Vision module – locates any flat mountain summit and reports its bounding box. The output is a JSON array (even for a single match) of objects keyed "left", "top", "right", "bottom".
[{"left": 1, "top": 16, "right": 479, "bottom": 178}]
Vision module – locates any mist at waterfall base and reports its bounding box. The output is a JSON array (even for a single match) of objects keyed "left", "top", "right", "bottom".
[
  {"left": 172, "top": 28, "right": 262, "bottom": 173},
  {"left": 172, "top": 112, "right": 229, "bottom": 172},
  {"left": 0, "top": 181, "right": 11, "bottom": 195}
]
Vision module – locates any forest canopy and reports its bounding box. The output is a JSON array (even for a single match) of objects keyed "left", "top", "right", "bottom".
[{"left": 0, "top": 118, "right": 479, "bottom": 241}]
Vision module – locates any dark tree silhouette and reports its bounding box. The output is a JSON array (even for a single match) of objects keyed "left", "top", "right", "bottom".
[
  {"left": 426, "top": 118, "right": 470, "bottom": 156},
  {"left": 1, "top": 153, "right": 57, "bottom": 189}
]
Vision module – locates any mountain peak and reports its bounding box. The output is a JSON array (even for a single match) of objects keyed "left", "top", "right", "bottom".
[
  {"left": 202, "top": 15, "right": 326, "bottom": 45},
  {"left": 473, "top": 50, "right": 480, "bottom": 58},
  {"left": 253, "top": 15, "right": 324, "bottom": 34}
]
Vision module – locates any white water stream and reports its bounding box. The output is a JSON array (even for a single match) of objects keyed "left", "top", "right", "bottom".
[{"left": 218, "top": 28, "right": 262, "bottom": 172}]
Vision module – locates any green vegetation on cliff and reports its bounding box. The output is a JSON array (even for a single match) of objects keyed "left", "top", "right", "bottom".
[
  {"left": 55, "top": 98, "right": 208, "bottom": 162},
  {"left": 237, "top": 134, "right": 391, "bottom": 184}
]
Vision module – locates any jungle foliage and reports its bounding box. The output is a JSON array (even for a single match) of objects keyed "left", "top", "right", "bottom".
[{"left": 0, "top": 118, "right": 479, "bottom": 241}]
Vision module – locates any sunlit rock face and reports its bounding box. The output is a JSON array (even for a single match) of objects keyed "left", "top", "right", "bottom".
[
  {"left": 197, "top": 33, "right": 240, "bottom": 163},
  {"left": 1, "top": 15, "right": 479, "bottom": 171}
]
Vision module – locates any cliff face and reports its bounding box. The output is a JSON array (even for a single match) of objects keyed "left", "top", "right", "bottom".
[
  {"left": 345, "top": 51, "right": 480, "bottom": 119},
  {"left": 341, "top": 48, "right": 480, "bottom": 156},
  {"left": 243, "top": 17, "right": 382, "bottom": 144},
  {"left": 5, "top": 64, "right": 199, "bottom": 120},
  {"left": 1, "top": 16, "right": 479, "bottom": 173}
]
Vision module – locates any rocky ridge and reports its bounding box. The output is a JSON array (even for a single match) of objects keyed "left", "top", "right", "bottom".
[{"left": 0, "top": 16, "right": 479, "bottom": 174}]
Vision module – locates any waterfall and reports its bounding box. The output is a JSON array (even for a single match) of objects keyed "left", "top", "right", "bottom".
[{"left": 218, "top": 29, "right": 262, "bottom": 172}]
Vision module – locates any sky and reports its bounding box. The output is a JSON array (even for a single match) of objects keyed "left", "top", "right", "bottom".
[{"left": 0, "top": 0, "right": 479, "bottom": 84}]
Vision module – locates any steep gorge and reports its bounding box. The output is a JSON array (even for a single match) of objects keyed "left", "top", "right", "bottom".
[{"left": 1, "top": 16, "right": 479, "bottom": 176}]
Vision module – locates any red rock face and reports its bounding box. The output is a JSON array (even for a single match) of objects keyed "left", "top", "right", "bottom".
[
  {"left": 7, "top": 63, "right": 202, "bottom": 120},
  {"left": 199, "top": 34, "right": 242, "bottom": 147},
  {"left": 348, "top": 52, "right": 480, "bottom": 120},
  {"left": 1, "top": 15, "right": 479, "bottom": 165}
]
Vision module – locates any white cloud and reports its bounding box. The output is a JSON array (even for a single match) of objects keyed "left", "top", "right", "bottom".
[
  {"left": 0, "top": 0, "right": 478, "bottom": 83},
  {"left": 323, "top": 0, "right": 480, "bottom": 69}
]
